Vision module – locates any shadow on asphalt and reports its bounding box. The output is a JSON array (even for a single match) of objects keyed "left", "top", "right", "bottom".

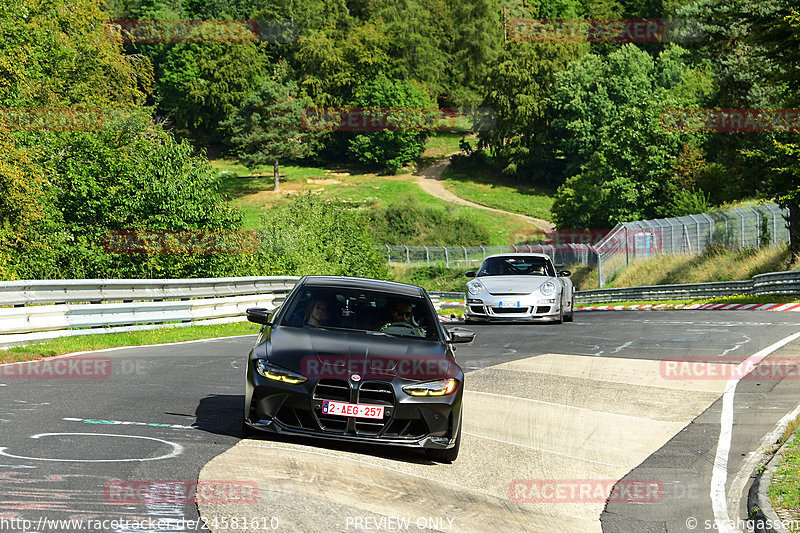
[{"left": 193, "top": 394, "right": 440, "bottom": 465}]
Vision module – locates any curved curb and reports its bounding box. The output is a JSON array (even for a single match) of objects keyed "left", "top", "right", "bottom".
[
  {"left": 748, "top": 434, "right": 796, "bottom": 533},
  {"left": 576, "top": 303, "right": 800, "bottom": 312}
]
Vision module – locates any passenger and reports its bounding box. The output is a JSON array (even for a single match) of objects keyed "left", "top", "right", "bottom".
[{"left": 304, "top": 298, "right": 329, "bottom": 327}]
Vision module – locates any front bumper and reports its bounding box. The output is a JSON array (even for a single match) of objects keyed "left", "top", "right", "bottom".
[
  {"left": 464, "top": 295, "right": 562, "bottom": 321},
  {"left": 245, "top": 375, "right": 462, "bottom": 450}
]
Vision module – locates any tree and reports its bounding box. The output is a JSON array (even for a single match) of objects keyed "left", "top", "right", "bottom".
[
  {"left": 37, "top": 111, "right": 245, "bottom": 279},
  {"left": 0, "top": 0, "right": 152, "bottom": 108},
  {"left": 549, "top": 44, "right": 711, "bottom": 228},
  {"left": 477, "top": 41, "right": 586, "bottom": 180},
  {"left": 345, "top": 73, "right": 437, "bottom": 171},
  {"left": 743, "top": 4, "right": 800, "bottom": 253},
  {"left": 294, "top": 20, "right": 392, "bottom": 107},
  {"left": 222, "top": 79, "right": 318, "bottom": 191}
]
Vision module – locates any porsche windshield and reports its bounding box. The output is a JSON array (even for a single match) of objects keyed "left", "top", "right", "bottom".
[
  {"left": 279, "top": 287, "right": 440, "bottom": 340},
  {"left": 477, "top": 256, "right": 556, "bottom": 277}
]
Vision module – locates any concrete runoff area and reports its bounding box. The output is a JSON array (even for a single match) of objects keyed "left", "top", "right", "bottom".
[{"left": 199, "top": 354, "right": 731, "bottom": 533}]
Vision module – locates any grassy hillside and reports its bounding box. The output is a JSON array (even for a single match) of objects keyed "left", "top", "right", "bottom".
[
  {"left": 573, "top": 245, "right": 800, "bottom": 291},
  {"left": 440, "top": 165, "right": 555, "bottom": 221},
  {"left": 211, "top": 134, "right": 544, "bottom": 246}
]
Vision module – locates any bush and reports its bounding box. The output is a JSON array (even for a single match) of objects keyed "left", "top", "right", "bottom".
[
  {"left": 254, "top": 193, "right": 389, "bottom": 279},
  {"left": 12, "top": 111, "right": 247, "bottom": 279},
  {"left": 368, "top": 196, "right": 490, "bottom": 245}
]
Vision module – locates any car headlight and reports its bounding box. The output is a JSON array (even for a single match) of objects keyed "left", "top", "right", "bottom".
[
  {"left": 402, "top": 378, "right": 458, "bottom": 397},
  {"left": 540, "top": 282, "right": 556, "bottom": 296},
  {"left": 255, "top": 359, "right": 307, "bottom": 384},
  {"left": 467, "top": 280, "right": 484, "bottom": 296}
]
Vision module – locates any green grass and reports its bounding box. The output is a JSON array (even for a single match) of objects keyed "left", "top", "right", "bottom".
[
  {"left": 391, "top": 265, "right": 473, "bottom": 292},
  {"left": 1, "top": 321, "right": 262, "bottom": 364},
  {"left": 440, "top": 165, "right": 555, "bottom": 221},
  {"left": 211, "top": 134, "right": 544, "bottom": 245},
  {"left": 603, "top": 245, "right": 796, "bottom": 289},
  {"left": 769, "top": 428, "right": 800, "bottom": 532}
]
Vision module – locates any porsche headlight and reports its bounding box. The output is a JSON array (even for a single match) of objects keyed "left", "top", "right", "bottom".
[
  {"left": 255, "top": 359, "right": 307, "bottom": 384},
  {"left": 403, "top": 378, "right": 458, "bottom": 397},
  {"left": 467, "top": 280, "right": 484, "bottom": 296},
  {"left": 540, "top": 282, "right": 556, "bottom": 296}
]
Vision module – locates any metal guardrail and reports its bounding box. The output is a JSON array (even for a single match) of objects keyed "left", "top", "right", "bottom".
[
  {"left": 0, "top": 277, "right": 300, "bottom": 348},
  {"left": 5, "top": 270, "right": 800, "bottom": 348},
  {"left": 575, "top": 270, "right": 800, "bottom": 304},
  {"left": 0, "top": 277, "right": 299, "bottom": 306},
  {"left": 575, "top": 281, "right": 753, "bottom": 304}
]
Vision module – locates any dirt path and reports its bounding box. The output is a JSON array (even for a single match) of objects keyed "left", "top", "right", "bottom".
[{"left": 414, "top": 157, "right": 554, "bottom": 232}]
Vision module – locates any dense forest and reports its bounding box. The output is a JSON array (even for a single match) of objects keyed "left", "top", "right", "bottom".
[{"left": 0, "top": 0, "right": 798, "bottom": 280}]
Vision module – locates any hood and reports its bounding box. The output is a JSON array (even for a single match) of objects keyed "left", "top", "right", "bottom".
[
  {"left": 266, "top": 326, "right": 452, "bottom": 381},
  {"left": 475, "top": 275, "right": 554, "bottom": 295}
]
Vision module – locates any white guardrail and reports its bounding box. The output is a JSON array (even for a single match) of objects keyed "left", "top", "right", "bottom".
[
  {"left": 3, "top": 271, "right": 800, "bottom": 348},
  {"left": 0, "top": 277, "right": 300, "bottom": 348}
]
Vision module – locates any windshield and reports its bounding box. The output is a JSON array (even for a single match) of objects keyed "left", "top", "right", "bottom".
[
  {"left": 477, "top": 256, "right": 556, "bottom": 277},
  {"left": 279, "top": 286, "right": 440, "bottom": 341}
]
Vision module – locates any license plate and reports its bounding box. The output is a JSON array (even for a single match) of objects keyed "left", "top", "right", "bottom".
[
  {"left": 498, "top": 300, "right": 520, "bottom": 308},
  {"left": 321, "top": 400, "right": 385, "bottom": 420}
]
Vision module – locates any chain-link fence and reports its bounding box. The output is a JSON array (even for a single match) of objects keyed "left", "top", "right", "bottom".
[
  {"left": 596, "top": 203, "right": 788, "bottom": 287},
  {"left": 377, "top": 244, "right": 597, "bottom": 268}
]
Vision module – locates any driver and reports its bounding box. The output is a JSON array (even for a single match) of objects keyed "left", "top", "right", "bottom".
[{"left": 378, "top": 300, "right": 423, "bottom": 336}]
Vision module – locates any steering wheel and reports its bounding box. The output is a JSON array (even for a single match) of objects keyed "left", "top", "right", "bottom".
[{"left": 380, "top": 322, "right": 423, "bottom": 336}]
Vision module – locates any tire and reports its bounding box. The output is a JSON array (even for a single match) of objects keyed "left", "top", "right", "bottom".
[
  {"left": 425, "top": 422, "right": 461, "bottom": 463},
  {"left": 564, "top": 305, "right": 574, "bottom": 322}
]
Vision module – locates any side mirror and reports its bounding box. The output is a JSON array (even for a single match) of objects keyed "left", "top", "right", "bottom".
[
  {"left": 246, "top": 307, "right": 273, "bottom": 326},
  {"left": 558, "top": 270, "right": 572, "bottom": 277},
  {"left": 465, "top": 271, "right": 476, "bottom": 278},
  {"left": 446, "top": 327, "right": 475, "bottom": 344}
]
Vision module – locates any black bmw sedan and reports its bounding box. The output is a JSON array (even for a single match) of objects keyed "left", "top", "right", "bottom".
[{"left": 243, "top": 276, "right": 474, "bottom": 462}]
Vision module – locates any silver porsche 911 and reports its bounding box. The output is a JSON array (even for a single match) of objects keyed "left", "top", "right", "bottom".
[{"left": 464, "top": 253, "right": 574, "bottom": 324}]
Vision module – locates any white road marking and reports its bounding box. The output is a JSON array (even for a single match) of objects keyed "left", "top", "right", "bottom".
[
  {"left": 719, "top": 335, "right": 751, "bottom": 357},
  {"left": 610, "top": 342, "right": 633, "bottom": 354},
  {"left": 710, "top": 331, "right": 800, "bottom": 533},
  {"left": 0, "top": 433, "right": 184, "bottom": 463}
]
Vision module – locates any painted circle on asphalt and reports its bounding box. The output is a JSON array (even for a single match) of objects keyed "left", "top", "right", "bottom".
[{"left": 0, "top": 433, "right": 184, "bottom": 462}]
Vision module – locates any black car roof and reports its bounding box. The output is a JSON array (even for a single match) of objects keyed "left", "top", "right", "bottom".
[{"left": 299, "top": 276, "right": 425, "bottom": 298}]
